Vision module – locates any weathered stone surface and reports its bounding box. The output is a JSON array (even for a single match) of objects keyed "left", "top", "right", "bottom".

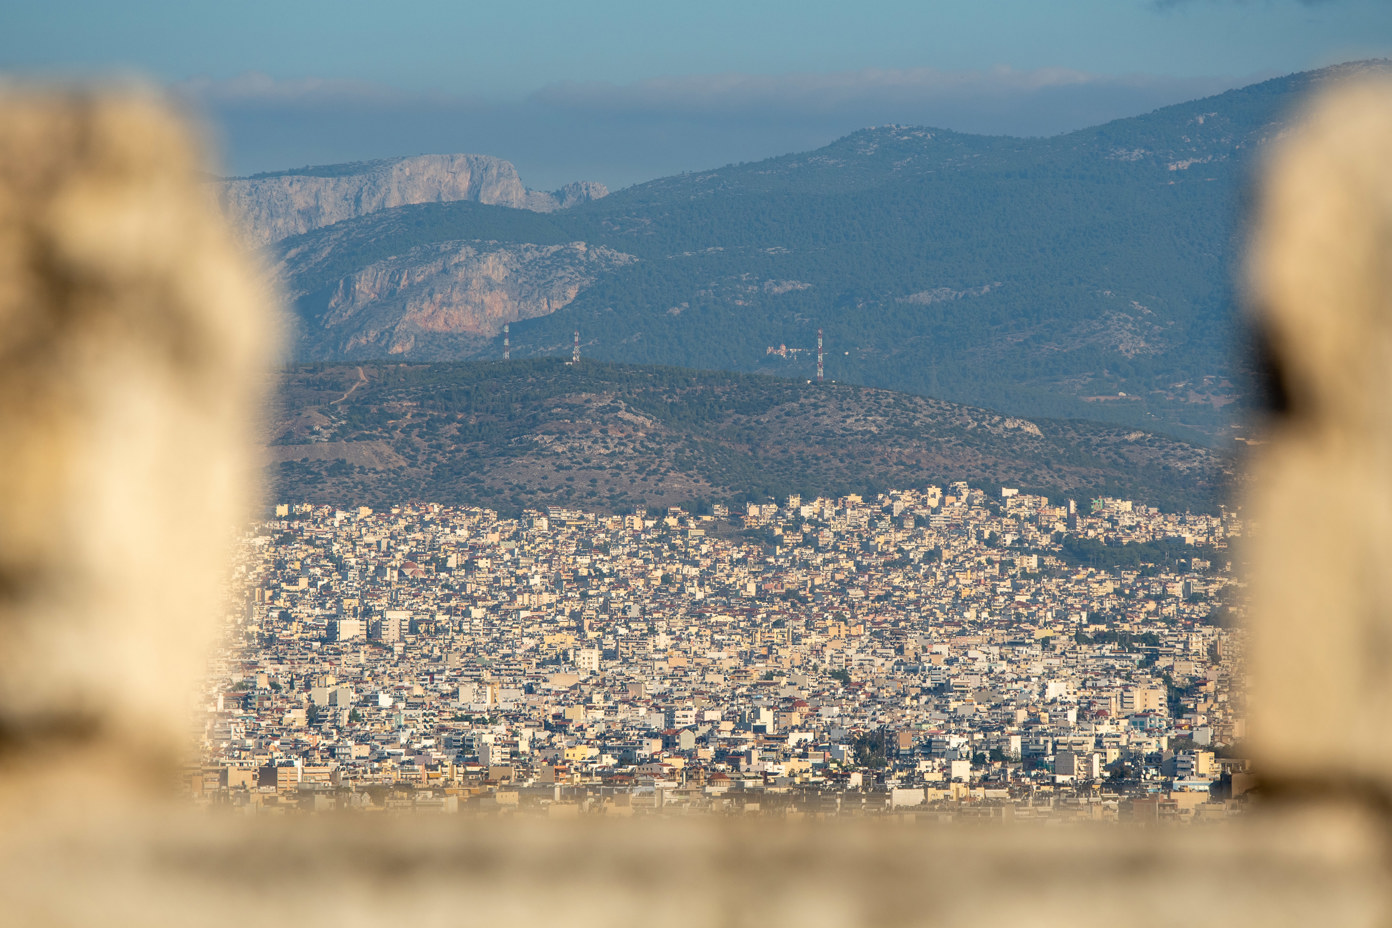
[
  {"left": 0, "top": 89, "right": 275, "bottom": 790},
  {"left": 222, "top": 154, "right": 607, "bottom": 245},
  {"left": 1244, "top": 77, "right": 1392, "bottom": 788},
  {"left": 0, "top": 806, "right": 1386, "bottom": 928}
]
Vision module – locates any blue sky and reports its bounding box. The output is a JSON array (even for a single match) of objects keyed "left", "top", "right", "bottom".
[{"left": 5, "top": 0, "right": 1389, "bottom": 187}]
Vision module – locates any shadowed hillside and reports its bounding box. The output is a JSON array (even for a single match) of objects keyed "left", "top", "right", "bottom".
[{"left": 267, "top": 360, "right": 1231, "bottom": 515}]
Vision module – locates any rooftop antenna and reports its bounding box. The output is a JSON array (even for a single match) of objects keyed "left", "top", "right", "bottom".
[
  {"left": 817, "top": 328, "right": 824, "bottom": 383},
  {"left": 573, "top": 329, "right": 580, "bottom": 365},
  {"left": 503, "top": 323, "right": 510, "bottom": 361}
]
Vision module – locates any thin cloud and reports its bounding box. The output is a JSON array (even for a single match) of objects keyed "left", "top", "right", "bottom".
[
  {"left": 185, "top": 66, "right": 1253, "bottom": 188},
  {"left": 1150, "top": 0, "right": 1338, "bottom": 10},
  {"left": 177, "top": 65, "right": 1232, "bottom": 121},
  {"left": 531, "top": 66, "right": 1139, "bottom": 115},
  {"left": 173, "top": 72, "right": 417, "bottom": 105}
]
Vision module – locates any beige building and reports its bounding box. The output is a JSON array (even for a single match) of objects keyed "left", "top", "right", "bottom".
[{"left": 1121, "top": 685, "right": 1166, "bottom": 715}]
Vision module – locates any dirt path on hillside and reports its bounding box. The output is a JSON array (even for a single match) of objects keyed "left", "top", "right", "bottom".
[{"left": 331, "top": 366, "right": 367, "bottom": 406}]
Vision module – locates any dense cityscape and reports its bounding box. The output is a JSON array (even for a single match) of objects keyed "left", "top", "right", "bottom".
[{"left": 197, "top": 484, "right": 1250, "bottom": 822}]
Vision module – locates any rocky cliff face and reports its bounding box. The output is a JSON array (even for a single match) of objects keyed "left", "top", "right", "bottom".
[
  {"left": 545, "top": 181, "right": 611, "bottom": 210},
  {"left": 280, "top": 239, "right": 635, "bottom": 359},
  {"left": 223, "top": 154, "right": 607, "bottom": 244}
]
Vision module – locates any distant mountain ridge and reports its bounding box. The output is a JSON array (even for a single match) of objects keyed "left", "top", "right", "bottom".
[
  {"left": 259, "top": 62, "right": 1390, "bottom": 444},
  {"left": 222, "top": 153, "right": 607, "bottom": 244}
]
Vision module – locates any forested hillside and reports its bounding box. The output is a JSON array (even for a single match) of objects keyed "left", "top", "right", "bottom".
[{"left": 267, "top": 360, "right": 1232, "bottom": 516}]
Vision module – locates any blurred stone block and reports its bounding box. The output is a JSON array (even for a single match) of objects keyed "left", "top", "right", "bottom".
[
  {"left": 1245, "top": 77, "right": 1392, "bottom": 788},
  {"left": 0, "top": 88, "right": 276, "bottom": 796}
]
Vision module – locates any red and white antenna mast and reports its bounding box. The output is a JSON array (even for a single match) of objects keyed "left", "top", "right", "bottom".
[
  {"left": 816, "top": 328, "right": 824, "bottom": 383},
  {"left": 573, "top": 330, "right": 580, "bottom": 364},
  {"left": 503, "top": 323, "right": 510, "bottom": 361}
]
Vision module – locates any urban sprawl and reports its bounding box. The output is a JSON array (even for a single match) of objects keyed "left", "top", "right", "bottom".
[{"left": 200, "top": 483, "right": 1249, "bottom": 822}]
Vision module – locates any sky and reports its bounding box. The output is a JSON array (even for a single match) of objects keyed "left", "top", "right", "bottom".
[{"left": 4, "top": 0, "right": 1389, "bottom": 189}]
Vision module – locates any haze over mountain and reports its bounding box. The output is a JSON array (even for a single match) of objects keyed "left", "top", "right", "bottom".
[
  {"left": 246, "top": 63, "right": 1389, "bottom": 446},
  {"left": 224, "top": 153, "right": 607, "bottom": 244}
]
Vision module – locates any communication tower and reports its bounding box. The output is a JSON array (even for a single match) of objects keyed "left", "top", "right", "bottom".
[
  {"left": 816, "top": 328, "right": 824, "bottom": 383},
  {"left": 503, "top": 323, "right": 510, "bottom": 361},
  {"left": 573, "top": 330, "right": 580, "bottom": 364}
]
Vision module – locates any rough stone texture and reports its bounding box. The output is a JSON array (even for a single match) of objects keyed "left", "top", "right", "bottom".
[
  {"left": 0, "top": 89, "right": 276, "bottom": 793},
  {"left": 1244, "top": 77, "right": 1392, "bottom": 790},
  {"left": 2, "top": 81, "right": 1392, "bottom": 926},
  {"left": 222, "top": 154, "right": 608, "bottom": 245},
  {"left": 0, "top": 807, "right": 1386, "bottom": 928},
  {"left": 279, "top": 239, "right": 636, "bottom": 357}
]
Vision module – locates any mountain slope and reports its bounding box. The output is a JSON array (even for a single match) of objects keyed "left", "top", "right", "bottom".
[
  {"left": 267, "top": 360, "right": 1231, "bottom": 516},
  {"left": 266, "top": 63, "right": 1390, "bottom": 444}
]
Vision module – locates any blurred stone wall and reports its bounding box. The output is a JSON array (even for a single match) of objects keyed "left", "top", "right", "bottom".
[{"left": 0, "top": 79, "right": 1390, "bottom": 926}]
